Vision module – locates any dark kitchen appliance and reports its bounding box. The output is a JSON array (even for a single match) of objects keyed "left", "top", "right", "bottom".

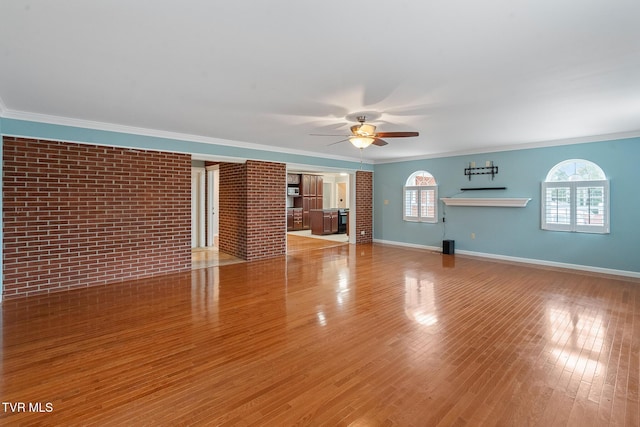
[{"left": 337, "top": 209, "right": 348, "bottom": 234}]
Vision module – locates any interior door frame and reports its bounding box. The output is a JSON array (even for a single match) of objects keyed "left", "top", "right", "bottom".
[
  {"left": 191, "top": 167, "right": 206, "bottom": 248},
  {"left": 206, "top": 165, "right": 219, "bottom": 248}
]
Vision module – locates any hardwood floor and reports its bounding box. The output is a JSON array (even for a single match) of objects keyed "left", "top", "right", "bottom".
[
  {"left": 192, "top": 247, "right": 246, "bottom": 269},
  {"left": 1, "top": 242, "right": 639, "bottom": 426},
  {"left": 191, "top": 234, "right": 347, "bottom": 269}
]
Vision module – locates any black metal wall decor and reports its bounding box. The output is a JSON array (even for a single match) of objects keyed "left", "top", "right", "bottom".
[{"left": 464, "top": 161, "right": 498, "bottom": 180}]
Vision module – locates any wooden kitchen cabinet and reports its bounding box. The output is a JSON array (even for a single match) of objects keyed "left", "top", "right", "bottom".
[
  {"left": 303, "top": 174, "right": 316, "bottom": 196},
  {"left": 287, "top": 208, "right": 303, "bottom": 231},
  {"left": 293, "top": 208, "right": 302, "bottom": 230},
  {"left": 302, "top": 196, "right": 321, "bottom": 229},
  {"left": 287, "top": 208, "right": 302, "bottom": 231},
  {"left": 310, "top": 209, "right": 338, "bottom": 235},
  {"left": 297, "top": 174, "right": 323, "bottom": 230}
]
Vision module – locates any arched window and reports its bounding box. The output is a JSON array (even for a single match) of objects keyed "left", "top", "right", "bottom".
[
  {"left": 403, "top": 171, "right": 438, "bottom": 223},
  {"left": 542, "top": 159, "right": 609, "bottom": 233}
]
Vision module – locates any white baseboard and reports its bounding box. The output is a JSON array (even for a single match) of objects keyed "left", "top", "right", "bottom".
[{"left": 373, "top": 238, "right": 640, "bottom": 280}]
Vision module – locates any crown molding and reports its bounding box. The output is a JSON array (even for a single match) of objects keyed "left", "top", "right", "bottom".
[
  {"left": 372, "top": 130, "right": 640, "bottom": 164},
  {"left": 0, "top": 108, "right": 370, "bottom": 165},
  {"left": 4, "top": 106, "right": 639, "bottom": 166}
]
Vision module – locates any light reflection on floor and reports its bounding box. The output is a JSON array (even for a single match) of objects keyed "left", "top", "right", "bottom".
[
  {"left": 192, "top": 232, "right": 349, "bottom": 269},
  {"left": 191, "top": 247, "right": 245, "bottom": 269}
]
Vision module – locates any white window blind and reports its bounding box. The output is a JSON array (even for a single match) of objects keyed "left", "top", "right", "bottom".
[
  {"left": 541, "top": 180, "right": 609, "bottom": 233},
  {"left": 404, "top": 186, "right": 437, "bottom": 223}
]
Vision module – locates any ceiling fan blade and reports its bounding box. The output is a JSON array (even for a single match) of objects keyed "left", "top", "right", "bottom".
[
  {"left": 375, "top": 131, "right": 419, "bottom": 138},
  {"left": 309, "top": 133, "right": 350, "bottom": 137},
  {"left": 372, "top": 138, "right": 388, "bottom": 146},
  {"left": 327, "top": 138, "right": 350, "bottom": 146}
]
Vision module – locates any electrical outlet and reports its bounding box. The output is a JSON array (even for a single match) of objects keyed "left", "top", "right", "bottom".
[
  {"left": 360, "top": 230, "right": 365, "bottom": 235},
  {"left": 471, "top": 232, "right": 476, "bottom": 239}
]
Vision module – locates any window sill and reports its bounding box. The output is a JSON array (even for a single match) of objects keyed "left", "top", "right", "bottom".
[{"left": 440, "top": 198, "right": 531, "bottom": 207}]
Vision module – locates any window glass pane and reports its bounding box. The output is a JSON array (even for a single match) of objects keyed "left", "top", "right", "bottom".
[
  {"left": 415, "top": 175, "right": 436, "bottom": 186},
  {"left": 545, "top": 187, "right": 571, "bottom": 224},
  {"left": 545, "top": 159, "right": 606, "bottom": 182},
  {"left": 406, "top": 171, "right": 437, "bottom": 186},
  {"left": 576, "top": 186, "right": 604, "bottom": 226},
  {"left": 404, "top": 171, "right": 438, "bottom": 223},
  {"left": 405, "top": 189, "right": 418, "bottom": 217},
  {"left": 420, "top": 189, "right": 435, "bottom": 218}
]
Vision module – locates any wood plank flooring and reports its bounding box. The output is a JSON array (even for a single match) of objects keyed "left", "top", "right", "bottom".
[{"left": 1, "top": 242, "right": 639, "bottom": 426}]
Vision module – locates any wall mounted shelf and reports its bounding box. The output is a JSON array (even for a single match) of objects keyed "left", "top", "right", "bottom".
[
  {"left": 440, "top": 198, "right": 531, "bottom": 207},
  {"left": 460, "top": 187, "right": 506, "bottom": 191}
]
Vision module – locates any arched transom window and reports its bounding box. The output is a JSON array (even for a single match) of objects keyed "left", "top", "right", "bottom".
[
  {"left": 404, "top": 171, "right": 438, "bottom": 223},
  {"left": 542, "top": 159, "right": 609, "bottom": 233}
]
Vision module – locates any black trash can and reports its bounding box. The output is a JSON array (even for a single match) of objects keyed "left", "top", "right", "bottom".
[{"left": 442, "top": 240, "right": 455, "bottom": 255}]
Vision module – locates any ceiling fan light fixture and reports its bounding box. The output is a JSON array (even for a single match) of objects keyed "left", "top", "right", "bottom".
[
  {"left": 349, "top": 136, "right": 375, "bottom": 149},
  {"left": 357, "top": 123, "right": 376, "bottom": 136}
]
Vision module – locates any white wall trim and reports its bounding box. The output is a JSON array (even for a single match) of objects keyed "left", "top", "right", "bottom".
[
  {"left": 6, "top": 108, "right": 638, "bottom": 167},
  {"left": 373, "top": 238, "right": 640, "bottom": 280},
  {"left": 374, "top": 239, "right": 442, "bottom": 252},
  {"left": 1, "top": 108, "right": 366, "bottom": 164},
  {"left": 198, "top": 171, "right": 206, "bottom": 247}
]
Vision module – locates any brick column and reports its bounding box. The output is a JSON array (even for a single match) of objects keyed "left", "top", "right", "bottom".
[
  {"left": 219, "top": 162, "right": 248, "bottom": 259},
  {"left": 219, "top": 160, "right": 286, "bottom": 261},
  {"left": 355, "top": 170, "right": 373, "bottom": 244},
  {"left": 246, "top": 160, "right": 286, "bottom": 260}
]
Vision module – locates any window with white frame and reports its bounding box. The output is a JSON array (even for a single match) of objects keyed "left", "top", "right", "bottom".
[
  {"left": 404, "top": 170, "right": 438, "bottom": 223},
  {"left": 541, "top": 159, "right": 609, "bottom": 234}
]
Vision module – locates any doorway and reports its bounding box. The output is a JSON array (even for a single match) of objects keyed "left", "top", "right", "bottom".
[
  {"left": 192, "top": 166, "right": 219, "bottom": 249},
  {"left": 192, "top": 168, "right": 206, "bottom": 248},
  {"left": 337, "top": 182, "right": 347, "bottom": 209}
]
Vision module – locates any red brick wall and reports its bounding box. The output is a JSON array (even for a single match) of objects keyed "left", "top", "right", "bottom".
[
  {"left": 2, "top": 137, "right": 192, "bottom": 299},
  {"left": 218, "top": 160, "right": 287, "bottom": 261},
  {"left": 218, "top": 162, "right": 247, "bottom": 259},
  {"left": 246, "top": 160, "right": 286, "bottom": 260},
  {"left": 355, "top": 171, "right": 373, "bottom": 244}
]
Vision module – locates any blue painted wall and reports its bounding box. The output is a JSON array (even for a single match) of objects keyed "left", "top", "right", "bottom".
[{"left": 373, "top": 138, "right": 640, "bottom": 274}]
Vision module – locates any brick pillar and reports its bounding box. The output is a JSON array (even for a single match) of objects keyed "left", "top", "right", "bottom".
[
  {"left": 355, "top": 170, "right": 373, "bottom": 244},
  {"left": 218, "top": 160, "right": 287, "bottom": 261},
  {"left": 246, "top": 160, "right": 286, "bottom": 260},
  {"left": 219, "top": 163, "right": 248, "bottom": 259}
]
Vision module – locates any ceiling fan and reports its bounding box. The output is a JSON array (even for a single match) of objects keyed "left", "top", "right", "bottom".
[{"left": 311, "top": 115, "right": 419, "bottom": 149}]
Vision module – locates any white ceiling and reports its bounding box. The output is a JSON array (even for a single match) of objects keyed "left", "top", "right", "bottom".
[{"left": 1, "top": 1, "right": 639, "bottom": 163}]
